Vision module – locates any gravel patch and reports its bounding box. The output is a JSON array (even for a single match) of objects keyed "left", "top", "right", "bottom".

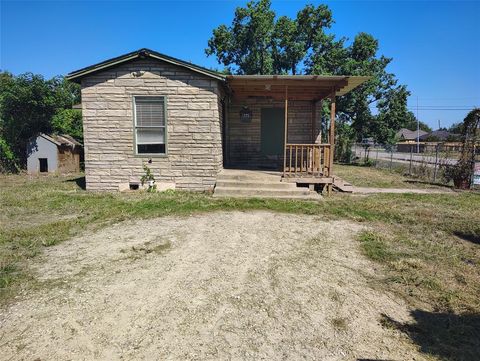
[{"left": 0, "top": 211, "right": 426, "bottom": 360}]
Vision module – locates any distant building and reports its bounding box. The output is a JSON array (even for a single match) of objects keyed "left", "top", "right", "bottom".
[
  {"left": 396, "top": 128, "right": 428, "bottom": 142},
  {"left": 27, "top": 133, "right": 82, "bottom": 174},
  {"left": 419, "top": 130, "right": 459, "bottom": 142}
]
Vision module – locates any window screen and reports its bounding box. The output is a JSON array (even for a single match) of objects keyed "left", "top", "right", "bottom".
[{"left": 134, "top": 97, "right": 166, "bottom": 154}]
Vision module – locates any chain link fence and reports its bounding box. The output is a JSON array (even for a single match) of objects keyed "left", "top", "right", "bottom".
[{"left": 352, "top": 142, "right": 480, "bottom": 188}]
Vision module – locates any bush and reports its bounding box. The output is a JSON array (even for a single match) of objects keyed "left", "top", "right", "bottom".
[
  {"left": 443, "top": 163, "right": 473, "bottom": 189},
  {"left": 0, "top": 137, "right": 19, "bottom": 173}
]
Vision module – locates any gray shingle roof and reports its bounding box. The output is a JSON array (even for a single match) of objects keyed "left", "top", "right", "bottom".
[{"left": 396, "top": 128, "right": 428, "bottom": 140}]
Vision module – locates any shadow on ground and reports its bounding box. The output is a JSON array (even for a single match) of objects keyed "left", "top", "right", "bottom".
[
  {"left": 66, "top": 176, "right": 86, "bottom": 190},
  {"left": 381, "top": 310, "right": 480, "bottom": 361},
  {"left": 403, "top": 179, "right": 453, "bottom": 189},
  {"left": 453, "top": 231, "right": 480, "bottom": 246}
]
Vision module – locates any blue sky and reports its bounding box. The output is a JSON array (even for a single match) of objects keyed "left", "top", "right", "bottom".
[{"left": 1, "top": 0, "right": 479, "bottom": 128}]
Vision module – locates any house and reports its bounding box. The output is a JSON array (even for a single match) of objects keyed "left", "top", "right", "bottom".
[
  {"left": 396, "top": 128, "right": 428, "bottom": 142},
  {"left": 27, "top": 133, "right": 82, "bottom": 174},
  {"left": 66, "top": 48, "right": 368, "bottom": 192},
  {"left": 419, "top": 130, "right": 459, "bottom": 142}
]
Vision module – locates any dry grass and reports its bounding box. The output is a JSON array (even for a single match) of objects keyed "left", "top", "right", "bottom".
[
  {"left": 1, "top": 172, "right": 479, "bottom": 360},
  {"left": 334, "top": 163, "right": 450, "bottom": 189},
  {"left": 1, "top": 173, "right": 479, "bottom": 315}
]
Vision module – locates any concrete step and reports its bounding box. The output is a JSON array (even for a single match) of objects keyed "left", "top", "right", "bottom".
[
  {"left": 217, "top": 174, "right": 282, "bottom": 182},
  {"left": 215, "top": 169, "right": 321, "bottom": 200},
  {"left": 215, "top": 179, "right": 298, "bottom": 190}
]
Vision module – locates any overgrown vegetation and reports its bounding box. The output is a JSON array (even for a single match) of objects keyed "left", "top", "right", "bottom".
[
  {"left": 1, "top": 173, "right": 478, "bottom": 317},
  {"left": 0, "top": 72, "right": 81, "bottom": 171},
  {"left": 443, "top": 108, "right": 480, "bottom": 189},
  {"left": 334, "top": 163, "right": 450, "bottom": 189}
]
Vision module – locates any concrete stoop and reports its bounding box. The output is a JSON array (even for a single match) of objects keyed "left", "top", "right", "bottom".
[{"left": 213, "top": 169, "right": 321, "bottom": 200}]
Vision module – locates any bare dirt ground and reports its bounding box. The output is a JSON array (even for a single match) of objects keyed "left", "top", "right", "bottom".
[{"left": 0, "top": 211, "right": 429, "bottom": 360}]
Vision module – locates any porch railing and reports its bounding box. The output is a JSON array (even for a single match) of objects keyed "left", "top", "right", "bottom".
[{"left": 283, "top": 143, "right": 331, "bottom": 178}]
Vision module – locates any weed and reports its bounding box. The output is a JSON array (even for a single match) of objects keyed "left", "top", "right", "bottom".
[{"left": 331, "top": 317, "right": 348, "bottom": 331}]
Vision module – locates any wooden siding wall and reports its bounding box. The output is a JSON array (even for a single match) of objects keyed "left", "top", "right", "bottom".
[
  {"left": 227, "top": 97, "right": 323, "bottom": 169},
  {"left": 58, "top": 146, "right": 81, "bottom": 173}
]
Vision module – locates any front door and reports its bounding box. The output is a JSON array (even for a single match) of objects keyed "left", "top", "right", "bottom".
[{"left": 261, "top": 108, "right": 285, "bottom": 158}]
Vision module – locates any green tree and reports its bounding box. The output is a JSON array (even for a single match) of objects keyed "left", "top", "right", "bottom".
[
  {"left": 206, "top": 1, "right": 413, "bottom": 151},
  {"left": 448, "top": 122, "right": 464, "bottom": 134},
  {"left": 311, "top": 32, "right": 400, "bottom": 144},
  {"left": 0, "top": 72, "right": 80, "bottom": 169},
  {"left": 403, "top": 117, "right": 432, "bottom": 133},
  {"left": 206, "top": 0, "right": 276, "bottom": 74},
  {"left": 272, "top": 4, "right": 334, "bottom": 74},
  {"left": 51, "top": 108, "right": 83, "bottom": 141}
]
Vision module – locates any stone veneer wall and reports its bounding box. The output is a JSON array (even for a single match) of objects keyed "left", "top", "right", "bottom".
[
  {"left": 227, "top": 98, "right": 323, "bottom": 169},
  {"left": 81, "top": 58, "right": 224, "bottom": 191}
]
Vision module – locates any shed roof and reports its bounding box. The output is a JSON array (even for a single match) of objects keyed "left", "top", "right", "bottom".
[
  {"left": 39, "top": 133, "right": 82, "bottom": 148},
  {"left": 396, "top": 128, "right": 429, "bottom": 140}
]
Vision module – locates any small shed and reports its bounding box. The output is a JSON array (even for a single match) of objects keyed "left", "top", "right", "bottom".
[{"left": 27, "top": 133, "right": 82, "bottom": 174}]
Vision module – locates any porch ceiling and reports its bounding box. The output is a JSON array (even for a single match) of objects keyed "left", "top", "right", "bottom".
[{"left": 226, "top": 75, "right": 369, "bottom": 101}]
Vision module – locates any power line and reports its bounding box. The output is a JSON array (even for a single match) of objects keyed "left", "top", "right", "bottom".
[
  {"left": 411, "top": 97, "right": 479, "bottom": 100},
  {"left": 407, "top": 105, "right": 478, "bottom": 107},
  {"left": 407, "top": 107, "right": 475, "bottom": 111}
]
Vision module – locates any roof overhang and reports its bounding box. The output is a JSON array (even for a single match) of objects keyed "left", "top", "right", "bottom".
[
  {"left": 37, "top": 133, "right": 82, "bottom": 147},
  {"left": 66, "top": 48, "right": 226, "bottom": 83},
  {"left": 65, "top": 48, "right": 369, "bottom": 100},
  {"left": 226, "top": 75, "right": 370, "bottom": 101}
]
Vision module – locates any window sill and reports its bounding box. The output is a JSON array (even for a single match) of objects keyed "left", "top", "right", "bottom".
[{"left": 133, "top": 153, "right": 168, "bottom": 158}]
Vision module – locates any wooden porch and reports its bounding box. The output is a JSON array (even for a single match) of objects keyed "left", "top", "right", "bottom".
[
  {"left": 283, "top": 143, "right": 332, "bottom": 184},
  {"left": 227, "top": 75, "right": 368, "bottom": 192}
]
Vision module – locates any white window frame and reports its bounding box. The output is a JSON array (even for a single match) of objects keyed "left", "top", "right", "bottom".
[{"left": 132, "top": 95, "right": 168, "bottom": 157}]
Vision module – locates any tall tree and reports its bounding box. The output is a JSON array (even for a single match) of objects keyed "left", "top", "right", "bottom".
[
  {"left": 206, "top": 1, "right": 414, "bottom": 147},
  {"left": 310, "top": 32, "right": 400, "bottom": 143},
  {"left": 206, "top": 0, "right": 275, "bottom": 74},
  {"left": 272, "top": 4, "right": 334, "bottom": 74}
]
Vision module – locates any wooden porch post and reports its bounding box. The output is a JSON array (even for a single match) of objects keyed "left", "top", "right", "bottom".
[
  {"left": 311, "top": 100, "right": 316, "bottom": 143},
  {"left": 318, "top": 99, "right": 323, "bottom": 143},
  {"left": 328, "top": 91, "right": 336, "bottom": 195},
  {"left": 329, "top": 91, "right": 336, "bottom": 172},
  {"left": 283, "top": 86, "right": 288, "bottom": 177}
]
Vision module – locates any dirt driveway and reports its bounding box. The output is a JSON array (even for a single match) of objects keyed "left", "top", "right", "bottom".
[{"left": 0, "top": 211, "right": 427, "bottom": 360}]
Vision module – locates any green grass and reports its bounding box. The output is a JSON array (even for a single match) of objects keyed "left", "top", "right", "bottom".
[
  {"left": 1, "top": 173, "right": 479, "bottom": 317},
  {"left": 359, "top": 231, "right": 397, "bottom": 262}
]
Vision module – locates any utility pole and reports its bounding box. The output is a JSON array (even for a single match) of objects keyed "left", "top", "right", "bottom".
[
  {"left": 438, "top": 119, "right": 441, "bottom": 130},
  {"left": 416, "top": 96, "right": 420, "bottom": 153}
]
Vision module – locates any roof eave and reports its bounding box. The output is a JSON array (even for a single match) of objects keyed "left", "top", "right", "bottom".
[{"left": 66, "top": 49, "right": 226, "bottom": 83}]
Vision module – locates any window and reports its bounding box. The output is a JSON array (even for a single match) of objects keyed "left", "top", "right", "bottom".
[{"left": 134, "top": 96, "right": 167, "bottom": 155}]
